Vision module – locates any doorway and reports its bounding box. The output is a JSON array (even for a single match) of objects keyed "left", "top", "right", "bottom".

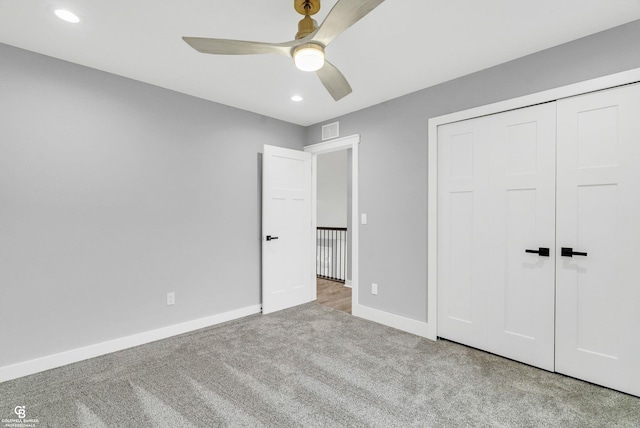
[
  {"left": 316, "top": 149, "right": 351, "bottom": 313},
  {"left": 305, "top": 134, "right": 360, "bottom": 316}
]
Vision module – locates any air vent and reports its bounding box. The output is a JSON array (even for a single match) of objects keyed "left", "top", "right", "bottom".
[{"left": 321, "top": 121, "right": 339, "bottom": 141}]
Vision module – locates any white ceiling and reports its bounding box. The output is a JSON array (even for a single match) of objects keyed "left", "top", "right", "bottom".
[{"left": 1, "top": 1, "right": 640, "bottom": 126}]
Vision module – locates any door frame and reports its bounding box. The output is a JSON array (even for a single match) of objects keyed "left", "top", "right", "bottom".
[
  {"left": 427, "top": 67, "right": 640, "bottom": 340},
  {"left": 305, "top": 134, "right": 360, "bottom": 314}
]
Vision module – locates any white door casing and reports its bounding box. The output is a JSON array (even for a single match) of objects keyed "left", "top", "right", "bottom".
[
  {"left": 306, "top": 134, "right": 360, "bottom": 317},
  {"left": 262, "top": 145, "right": 314, "bottom": 314},
  {"left": 555, "top": 83, "right": 640, "bottom": 397}
]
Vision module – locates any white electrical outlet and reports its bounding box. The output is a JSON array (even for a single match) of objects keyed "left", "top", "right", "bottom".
[
  {"left": 167, "top": 292, "right": 175, "bottom": 306},
  {"left": 361, "top": 213, "right": 368, "bottom": 225},
  {"left": 371, "top": 283, "right": 378, "bottom": 295}
]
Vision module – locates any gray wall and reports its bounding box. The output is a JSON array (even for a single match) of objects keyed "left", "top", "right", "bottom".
[
  {"left": 305, "top": 19, "right": 640, "bottom": 322},
  {"left": 3, "top": 18, "right": 640, "bottom": 367},
  {"left": 317, "top": 150, "right": 348, "bottom": 228},
  {"left": 0, "top": 43, "right": 305, "bottom": 367}
]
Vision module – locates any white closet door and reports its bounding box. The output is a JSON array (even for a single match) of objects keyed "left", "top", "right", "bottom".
[
  {"left": 437, "top": 103, "right": 556, "bottom": 365},
  {"left": 556, "top": 83, "right": 640, "bottom": 397},
  {"left": 437, "top": 116, "right": 492, "bottom": 349},
  {"left": 487, "top": 104, "right": 556, "bottom": 371}
]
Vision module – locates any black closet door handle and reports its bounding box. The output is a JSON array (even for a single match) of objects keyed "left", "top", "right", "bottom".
[
  {"left": 525, "top": 247, "right": 550, "bottom": 257},
  {"left": 266, "top": 235, "right": 279, "bottom": 241},
  {"left": 561, "top": 247, "right": 587, "bottom": 257}
]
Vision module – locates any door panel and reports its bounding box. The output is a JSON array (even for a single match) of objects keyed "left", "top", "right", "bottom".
[
  {"left": 262, "top": 145, "right": 314, "bottom": 314},
  {"left": 576, "top": 184, "right": 618, "bottom": 358},
  {"left": 438, "top": 103, "right": 556, "bottom": 369},
  {"left": 437, "top": 118, "right": 492, "bottom": 349},
  {"left": 504, "top": 189, "right": 538, "bottom": 339},
  {"left": 556, "top": 83, "right": 640, "bottom": 397},
  {"left": 447, "top": 191, "right": 474, "bottom": 322},
  {"left": 487, "top": 104, "right": 556, "bottom": 371}
]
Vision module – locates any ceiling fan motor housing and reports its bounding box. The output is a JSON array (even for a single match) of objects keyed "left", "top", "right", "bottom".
[{"left": 296, "top": 15, "right": 319, "bottom": 39}]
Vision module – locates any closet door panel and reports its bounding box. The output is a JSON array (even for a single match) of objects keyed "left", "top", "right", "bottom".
[
  {"left": 487, "top": 104, "right": 557, "bottom": 371},
  {"left": 437, "top": 118, "right": 492, "bottom": 349},
  {"left": 438, "top": 104, "right": 556, "bottom": 363},
  {"left": 556, "top": 83, "right": 640, "bottom": 397}
]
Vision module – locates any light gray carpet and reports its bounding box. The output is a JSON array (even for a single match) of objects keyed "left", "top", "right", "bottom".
[{"left": 1, "top": 303, "right": 639, "bottom": 427}]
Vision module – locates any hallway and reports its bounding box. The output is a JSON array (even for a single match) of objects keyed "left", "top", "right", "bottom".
[{"left": 317, "top": 278, "right": 351, "bottom": 314}]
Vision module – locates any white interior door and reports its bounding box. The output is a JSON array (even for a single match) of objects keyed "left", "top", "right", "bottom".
[
  {"left": 262, "top": 145, "right": 314, "bottom": 314},
  {"left": 437, "top": 116, "right": 492, "bottom": 349},
  {"left": 556, "top": 83, "right": 640, "bottom": 397},
  {"left": 487, "top": 103, "right": 556, "bottom": 371}
]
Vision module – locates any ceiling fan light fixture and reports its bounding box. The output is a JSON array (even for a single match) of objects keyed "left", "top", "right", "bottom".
[{"left": 293, "top": 44, "right": 325, "bottom": 72}]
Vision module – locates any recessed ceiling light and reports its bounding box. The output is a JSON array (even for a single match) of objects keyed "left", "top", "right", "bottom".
[
  {"left": 54, "top": 9, "right": 80, "bottom": 23},
  {"left": 291, "top": 95, "right": 303, "bottom": 102}
]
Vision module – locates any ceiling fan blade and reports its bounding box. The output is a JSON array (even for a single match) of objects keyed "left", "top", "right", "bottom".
[
  {"left": 316, "top": 60, "right": 352, "bottom": 101},
  {"left": 312, "top": 0, "right": 386, "bottom": 46},
  {"left": 182, "top": 37, "right": 294, "bottom": 57}
]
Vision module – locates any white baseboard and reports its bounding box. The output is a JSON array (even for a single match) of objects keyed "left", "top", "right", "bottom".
[
  {"left": 353, "top": 303, "right": 437, "bottom": 341},
  {"left": 0, "top": 304, "right": 261, "bottom": 383},
  {"left": 344, "top": 280, "right": 352, "bottom": 288}
]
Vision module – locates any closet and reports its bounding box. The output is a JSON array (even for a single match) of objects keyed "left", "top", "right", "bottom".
[{"left": 437, "top": 83, "right": 640, "bottom": 397}]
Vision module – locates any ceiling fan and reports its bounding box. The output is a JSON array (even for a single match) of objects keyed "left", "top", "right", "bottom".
[{"left": 182, "top": 0, "right": 386, "bottom": 101}]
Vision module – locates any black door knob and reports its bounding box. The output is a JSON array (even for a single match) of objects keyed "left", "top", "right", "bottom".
[
  {"left": 525, "top": 247, "right": 550, "bottom": 257},
  {"left": 561, "top": 247, "right": 587, "bottom": 257},
  {"left": 266, "top": 235, "right": 279, "bottom": 241}
]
